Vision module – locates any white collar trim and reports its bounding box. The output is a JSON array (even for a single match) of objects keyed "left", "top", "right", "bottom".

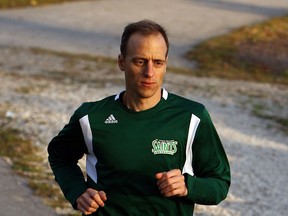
[{"left": 114, "top": 88, "right": 169, "bottom": 101}]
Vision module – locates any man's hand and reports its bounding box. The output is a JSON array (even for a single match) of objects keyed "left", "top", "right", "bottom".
[
  {"left": 155, "top": 169, "right": 188, "bottom": 197},
  {"left": 76, "top": 188, "right": 107, "bottom": 215}
]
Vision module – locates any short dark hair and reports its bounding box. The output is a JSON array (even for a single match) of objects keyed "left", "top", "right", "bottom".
[{"left": 120, "top": 19, "right": 169, "bottom": 57}]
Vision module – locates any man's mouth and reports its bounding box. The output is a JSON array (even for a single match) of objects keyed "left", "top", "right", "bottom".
[{"left": 141, "top": 81, "right": 155, "bottom": 87}]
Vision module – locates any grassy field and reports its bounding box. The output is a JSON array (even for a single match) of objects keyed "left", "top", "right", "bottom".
[{"left": 185, "top": 15, "right": 288, "bottom": 85}]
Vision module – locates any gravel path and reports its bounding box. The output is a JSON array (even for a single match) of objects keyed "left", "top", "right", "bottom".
[
  {"left": 0, "top": 0, "right": 288, "bottom": 215},
  {"left": 0, "top": 46, "right": 287, "bottom": 216}
]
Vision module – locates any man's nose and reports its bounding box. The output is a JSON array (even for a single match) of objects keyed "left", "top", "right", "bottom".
[{"left": 144, "top": 61, "right": 154, "bottom": 77}]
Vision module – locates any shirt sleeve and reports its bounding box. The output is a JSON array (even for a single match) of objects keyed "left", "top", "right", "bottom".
[
  {"left": 185, "top": 108, "right": 231, "bottom": 205},
  {"left": 47, "top": 109, "right": 89, "bottom": 209}
]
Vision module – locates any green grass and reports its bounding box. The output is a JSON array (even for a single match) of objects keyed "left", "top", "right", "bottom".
[
  {"left": 0, "top": 125, "right": 42, "bottom": 172},
  {"left": 251, "top": 104, "right": 288, "bottom": 135},
  {"left": 185, "top": 14, "right": 288, "bottom": 85},
  {"left": 0, "top": 114, "right": 78, "bottom": 215}
]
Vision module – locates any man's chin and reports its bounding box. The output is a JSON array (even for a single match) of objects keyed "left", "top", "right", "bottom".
[{"left": 137, "top": 88, "right": 160, "bottom": 99}]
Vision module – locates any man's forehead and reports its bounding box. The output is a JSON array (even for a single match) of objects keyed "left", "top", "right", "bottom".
[
  {"left": 126, "top": 33, "right": 168, "bottom": 57},
  {"left": 128, "top": 50, "right": 167, "bottom": 61},
  {"left": 128, "top": 32, "right": 165, "bottom": 43}
]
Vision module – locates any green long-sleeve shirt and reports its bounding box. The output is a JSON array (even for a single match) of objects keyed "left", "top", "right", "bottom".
[{"left": 48, "top": 89, "right": 230, "bottom": 215}]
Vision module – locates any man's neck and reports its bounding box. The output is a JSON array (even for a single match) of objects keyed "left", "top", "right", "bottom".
[{"left": 122, "top": 91, "right": 162, "bottom": 112}]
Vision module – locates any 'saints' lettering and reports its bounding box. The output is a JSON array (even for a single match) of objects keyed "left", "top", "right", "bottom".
[{"left": 152, "top": 139, "right": 178, "bottom": 155}]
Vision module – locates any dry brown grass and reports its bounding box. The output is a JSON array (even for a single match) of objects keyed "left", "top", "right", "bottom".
[
  {"left": 0, "top": 0, "right": 87, "bottom": 9},
  {"left": 185, "top": 15, "right": 288, "bottom": 85}
]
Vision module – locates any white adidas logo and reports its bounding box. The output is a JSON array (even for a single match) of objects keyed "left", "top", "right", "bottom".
[{"left": 104, "top": 114, "right": 118, "bottom": 124}]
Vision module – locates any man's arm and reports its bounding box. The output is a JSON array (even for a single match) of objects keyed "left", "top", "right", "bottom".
[
  {"left": 155, "top": 107, "right": 230, "bottom": 204},
  {"left": 47, "top": 112, "right": 89, "bottom": 209},
  {"left": 185, "top": 108, "right": 231, "bottom": 205}
]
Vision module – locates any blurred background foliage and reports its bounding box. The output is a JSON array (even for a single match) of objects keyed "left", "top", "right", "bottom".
[
  {"left": 185, "top": 15, "right": 288, "bottom": 85},
  {"left": 0, "top": 0, "right": 287, "bottom": 85},
  {"left": 0, "top": 0, "right": 87, "bottom": 8}
]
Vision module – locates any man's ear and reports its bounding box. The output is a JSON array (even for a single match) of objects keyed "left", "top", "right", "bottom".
[
  {"left": 164, "top": 56, "right": 168, "bottom": 74},
  {"left": 118, "top": 54, "right": 125, "bottom": 71}
]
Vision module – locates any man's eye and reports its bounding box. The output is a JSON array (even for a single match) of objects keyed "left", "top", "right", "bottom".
[
  {"left": 154, "top": 61, "right": 165, "bottom": 67},
  {"left": 134, "top": 59, "right": 145, "bottom": 65}
]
